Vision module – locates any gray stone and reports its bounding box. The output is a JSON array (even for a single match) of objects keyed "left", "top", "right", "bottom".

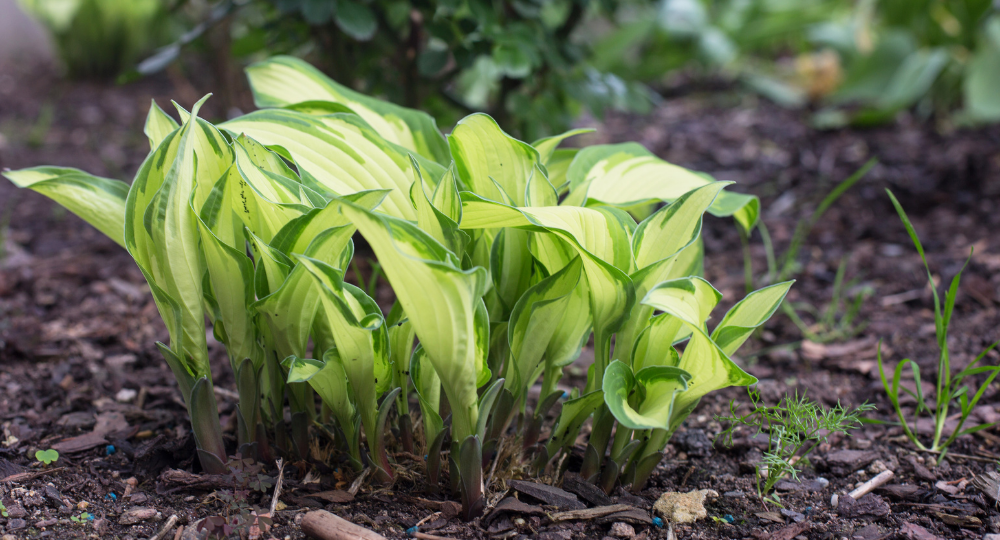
[{"left": 610, "top": 522, "right": 636, "bottom": 538}]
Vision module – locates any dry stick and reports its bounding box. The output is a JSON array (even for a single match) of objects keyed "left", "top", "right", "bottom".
[
  {"left": 485, "top": 438, "right": 505, "bottom": 491},
  {"left": 414, "top": 511, "right": 441, "bottom": 527},
  {"left": 412, "top": 532, "right": 457, "bottom": 540},
  {"left": 269, "top": 458, "right": 286, "bottom": 515},
  {"left": 349, "top": 468, "right": 371, "bottom": 496},
  {"left": 549, "top": 504, "right": 632, "bottom": 522},
  {"left": 849, "top": 470, "right": 894, "bottom": 499},
  {"left": 300, "top": 510, "right": 387, "bottom": 540},
  {"left": 147, "top": 514, "right": 179, "bottom": 540},
  {"left": 171, "top": 525, "right": 183, "bottom": 540}
]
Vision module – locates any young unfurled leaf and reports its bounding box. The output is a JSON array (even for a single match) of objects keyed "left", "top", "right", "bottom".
[
  {"left": 285, "top": 354, "right": 362, "bottom": 468},
  {"left": 641, "top": 278, "right": 757, "bottom": 428},
  {"left": 144, "top": 100, "right": 178, "bottom": 152},
  {"left": 603, "top": 360, "right": 690, "bottom": 431},
  {"left": 506, "top": 257, "right": 583, "bottom": 403},
  {"left": 712, "top": 280, "right": 794, "bottom": 356},
  {"left": 411, "top": 344, "right": 444, "bottom": 450},
  {"left": 616, "top": 182, "right": 728, "bottom": 365}
]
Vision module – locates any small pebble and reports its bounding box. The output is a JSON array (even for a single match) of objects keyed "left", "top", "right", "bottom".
[
  {"left": 867, "top": 460, "right": 888, "bottom": 474},
  {"left": 115, "top": 388, "right": 137, "bottom": 402},
  {"left": 610, "top": 522, "right": 636, "bottom": 538},
  {"left": 830, "top": 494, "right": 839, "bottom": 507},
  {"left": 77, "top": 501, "right": 89, "bottom": 510},
  {"left": 514, "top": 518, "right": 525, "bottom": 526},
  {"left": 724, "top": 491, "right": 745, "bottom": 498}
]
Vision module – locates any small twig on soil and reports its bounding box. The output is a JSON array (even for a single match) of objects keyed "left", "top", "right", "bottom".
[
  {"left": 0, "top": 467, "right": 64, "bottom": 483},
  {"left": 349, "top": 468, "right": 370, "bottom": 496},
  {"left": 147, "top": 514, "right": 179, "bottom": 540},
  {"left": 680, "top": 465, "right": 695, "bottom": 487},
  {"left": 414, "top": 512, "right": 440, "bottom": 527},
  {"left": 172, "top": 526, "right": 183, "bottom": 540},
  {"left": 412, "top": 532, "right": 456, "bottom": 540},
  {"left": 929, "top": 450, "right": 1000, "bottom": 464},
  {"left": 849, "top": 470, "right": 893, "bottom": 499},
  {"left": 300, "top": 510, "right": 387, "bottom": 540},
  {"left": 549, "top": 504, "right": 632, "bottom": 522},
  {"left": 269, "top": 458, "right": 285, "bottom": 515},
  {"left": 485, "top": 438, "right": 505, "bottom": 491}
]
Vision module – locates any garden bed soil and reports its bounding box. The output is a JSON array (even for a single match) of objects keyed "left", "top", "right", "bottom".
[{"left": 1, "top": 62, "right": 999, "bottom": 539}]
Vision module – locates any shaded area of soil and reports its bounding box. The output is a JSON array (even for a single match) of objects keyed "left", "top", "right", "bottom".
[{"left": 1, "top": 63, "right": 999, "bottom": 539}]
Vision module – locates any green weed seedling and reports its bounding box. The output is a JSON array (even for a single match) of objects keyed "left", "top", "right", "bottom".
[
  {"left": 876, "top": 190, "right": 1000, "bottom": 462},
  {"left": 748, "top": 158, "right": 876, "bottom": 345},
  {"left": 35, "top": 449, "right": 59, "bottom": 465},
  {"left": 716, "top": 387, "right": 874, "bottom": 507}
]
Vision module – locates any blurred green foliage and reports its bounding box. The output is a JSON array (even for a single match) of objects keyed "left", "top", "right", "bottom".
[
  {"left": 594, "top": 0, "right": 1000, "bottom": 125},
  {"left": 19, "top": 0, "right": 168, "bottom": 78},
  {"left": 226, "top": 0, "right": 656, "bottom": 138},
  {"left": 21, "top": 0, "right": 1000, "bottom": 128}
]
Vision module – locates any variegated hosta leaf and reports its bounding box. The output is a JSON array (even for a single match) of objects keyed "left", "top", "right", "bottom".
[
  {"left": 221, "top": 109, "right": 444, "bottom": 220},
  {"left": 124, "top": 95, "right": 232, "bottom": 382},
  {"left": 341, "top": 202, "right": 489, "bottom": 442},
  {"left": 244, "top": 55, "right": 451, "bottom": 166},
  {"left": 616, "top": 182, "right": 727, "bottom": 365},
  {"left": 268, "top": 190, "right": 389, "bottom": 263},
  {"left": 410, "top": 159, "right": 465, "bottom": 255},
  {"left": 251, "top": 224, "right": 357, "bottom": 360},
  {"left": 524, "top": 165, "right": 559, "bottom": 207},
  {"left": 194, "top": 169, "right": 260, "bottom": 367},
  {"left": 641, "top": 278, "right": 757, "bottom": 427},
  {"left": 296, "top": 255, "right": 391, "bottom": 465},
  {"left": 144, "top": 100, "right": 179, "bottom": 152},
  {"left": 490, "top": 228, "right": 533, "bottom": 319},
  {"left": 531, "top": 128, "right": 594, "bottom": 166},
  {"left": 603, "top": 360, "right": 690, "bottom": 430},
  {"left": 235, "top": 134, "right": 327, "bottom": 206},
  {"left": 565, "top": 143, "right": 760, "bottom": 231},
  {"left": 285, "top": 353, "right": 359, "bottom": 460},
  {"left": 712, "top": 280, "right": 794, "bottom": 356},
  {"left": 449, "top": 113, "right": 540, "bottom": 207},
  {"left": 630, "top": 313, "right": 682, "bottom": 372},
  {"left": 2, "top": 166, "right": 129, "bottom": 247},
  {"left": 506, "top": 257, "right": 583, "bottom": 402},
  {"left": 546, "top": 148, "right": 579, "bottom": 194},
  {"left": 546, "top": 389, "right": 605, "bottom": 455},
  {"left": 460, "top": 194, "right": 635, "bottom": 379},
  {"left": 410, "top": 344, "right": 444, "bottom": 449}
]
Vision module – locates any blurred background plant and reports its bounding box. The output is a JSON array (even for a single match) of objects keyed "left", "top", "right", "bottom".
[
  {"left": 17, "top": 0, "right": 171, "bottom": 78},
  {"left": 13, "top": 0, "right": 1000, "bottom": 135},
  {"left": 592, "top": 0, "right": 1000, "bottom": 126}
]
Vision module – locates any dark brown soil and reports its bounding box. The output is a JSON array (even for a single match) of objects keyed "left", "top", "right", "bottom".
[{"left": 1, "top": 62, "right": 999, "bottom": 540}]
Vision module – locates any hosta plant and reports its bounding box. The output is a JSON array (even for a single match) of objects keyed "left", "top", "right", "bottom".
[{"left": 4, "top": 55, "right": 790, "bottom": 518}]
